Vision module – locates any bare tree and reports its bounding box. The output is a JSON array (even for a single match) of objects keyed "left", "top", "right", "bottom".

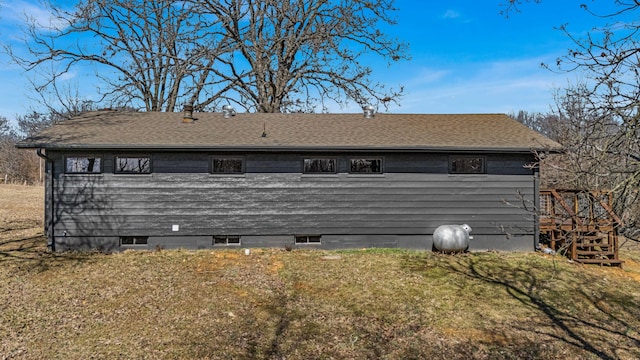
[
  {"left": 509, "top": 110, "right": 561, "bottom": 138},
  {"left": 504, "top": 1, "right": 640, "bottom": 239},
  {"left": 24, "top": 77, "right": 102, "bottom": 121},
  {"left": 498, "top": 0, "right": 542, "bottom": 17},
  {"left": 16, "top": 111, "right": 60, "bottom": 138},
  {"left": 1, "top": 116, "right": 15, "bottom": 183},
  {"left": 8, "top": 0, "right": 407, "bottom": 113},
  {"left": 550, "top": 3, "right": 640, "bottom": 239},
  {"left": 0, "top": 116, "right": 12, "bottom": 139},
  {"left": 538, "top": 84, "right": 640, "bottom": 240},
  {"left": 8, "top": 0, "right": 217, "bottom": 112},
  {"left": 0, "top": 114, "right": 48, "bottom": 184},
  {"left": 192, "top": 0, "right": 408, "bottom": 112}
]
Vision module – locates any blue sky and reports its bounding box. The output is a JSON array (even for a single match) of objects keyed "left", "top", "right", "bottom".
[{"left": 0, "top": 1, "right": 610, "bottom": 124}]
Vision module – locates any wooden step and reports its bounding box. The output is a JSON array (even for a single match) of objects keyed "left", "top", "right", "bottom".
[
  {"left": 575, "top": 250, "right": 616, "bottom": 256},
  {"left": 576, "top": 241, "right": 612, "bottom": 245},
  {"left": 576, "top": 248, "right": 613, "bottom": 254},
  {"left": 579, "top": 234, "right": 608, "bottom": 238},
  {"left": 576, "top": 238, "right": 610, "bottom": 244},
  {"left": 575, "top": 258, "right": 624, "bottom": 265},
  {"left": 576, "top": 243, "right": 612, "bottom": 249}
]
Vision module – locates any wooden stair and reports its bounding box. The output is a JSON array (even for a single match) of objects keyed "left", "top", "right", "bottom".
[
  {"left": 540, "top": 189, "right": 623, "bottom": 267},
  {"left": 570, "top": 232, "right": 623, "bottom": 266}
]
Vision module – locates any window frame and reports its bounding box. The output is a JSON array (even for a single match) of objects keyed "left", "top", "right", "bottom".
[
  {"left": 302, "top": 158, "right": 337, "bottom": 174},
  {"left": 348, "top": 157, "right": 383, "bottom": 174},
  {"left": 213, "top": 235, "right": 241, "bottom": 246},
  {"left": 210, "top": 156, "right": 245, "bottom": 174},
  {"left": 294, "top": 235, "right": 322, "bottom": 244},
  {"left": 64, "top": 155, "right": 103, "bottom": 174},
  {"left": 119, "top": 236, "right": 149, "bottom": 246},
  {"left": 114, "top": 155, "right": 152, "bottom": 174},
  {"left": 448, "top": 155, "right": 487, "bottom": 174}
]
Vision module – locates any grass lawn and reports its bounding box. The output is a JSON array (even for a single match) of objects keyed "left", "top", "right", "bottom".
[{"left": 1, "top": 184, "right": 640, "bottom": 359}]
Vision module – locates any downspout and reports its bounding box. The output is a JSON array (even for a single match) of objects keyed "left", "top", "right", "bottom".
[
  {"left": 36, "top": 148, "right": 55, "bottom": 252},
  {"left": 533, "top": 166, "right": 540, "bottom": 251}
]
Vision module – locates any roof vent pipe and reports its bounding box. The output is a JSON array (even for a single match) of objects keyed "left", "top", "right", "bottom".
[
  {"left": 222, "top": 105, "right": 236, "bottom": 118},
  {"left": 182, "top": 104, "right": 194, "bottom": 123},
  {"left": 363, "top": 105, "right": 375, "bottom": 118}
]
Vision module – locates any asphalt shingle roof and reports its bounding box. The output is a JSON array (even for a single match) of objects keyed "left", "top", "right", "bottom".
[{"left": 16, "top": 111, "right": 562, "bottom": 152}]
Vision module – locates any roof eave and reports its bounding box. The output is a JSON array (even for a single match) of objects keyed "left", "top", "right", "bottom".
[{"left": 16, "top": 143, "right": 561, "bottom": 154}]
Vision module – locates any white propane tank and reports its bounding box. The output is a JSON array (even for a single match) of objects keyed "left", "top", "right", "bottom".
[{"left": 432, "top": 224, "right": 473, "bottom": 252}]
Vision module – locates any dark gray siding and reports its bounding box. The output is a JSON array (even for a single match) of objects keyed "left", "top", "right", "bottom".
[{"left": 48, "top": 151, "right": 536, "bottom": 251}]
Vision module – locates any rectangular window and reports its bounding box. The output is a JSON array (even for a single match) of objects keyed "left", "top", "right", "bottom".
[
  {"left": 295, "top": 235, "right": 321, "bottom": 244},
  {"left": 120, "top": 236, "right": 149, "bottom": 246},
  {"left": 212, "top": 157, "right": 244, "bottom": 174},
  {"left": 303, "top": 158, "right": 336, "bottom": 173},
  {"left": 65, "top": 156, "right": 102, "bottom": 174},
  {"left": 115, "top": 156, "right": 151, "bottom": 174},
  {"left": 213, "top": 235, "right": 241, "bottom": 246},
  {"left": 449, "top": 156, "right": 486, "bottom": 174},
  {"left": 350, "top": 158, "right": 382, "bottom": 173}
]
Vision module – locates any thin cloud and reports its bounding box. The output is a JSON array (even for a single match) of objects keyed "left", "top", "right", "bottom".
[
  {"left": 407, "top": 68, "right": 452, "bottom": 85},
  {"left": 2, "top": 0, "right": 69, "bottom": 31},
  {"left": 442, "top": 9, "right": 461, "bottom": 19},
  {"left": 57, "top": 71, "right": 77, "bottom": 81},
  {"left": 389, "top": 55, "right": 569, "bottom": 114}
]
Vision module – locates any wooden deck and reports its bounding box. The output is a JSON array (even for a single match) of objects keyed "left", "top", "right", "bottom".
[{"left": 540, "top": 189, "right": 623, "bottom": 266}]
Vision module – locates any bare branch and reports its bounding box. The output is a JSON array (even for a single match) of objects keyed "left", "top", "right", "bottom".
[{"left": 7, "top": 0, "right": 408, "bottom": 114}]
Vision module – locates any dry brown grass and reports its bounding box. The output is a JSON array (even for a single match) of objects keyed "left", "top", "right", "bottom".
[
  {"left": 0, "top": 184, "right": 43, "bottom": 236},
  {"left": 2, "top": 185, "right": 640, "bottom": 359},
  {"left": 0, "top": 184, "right": 46, "bottom": 259}
]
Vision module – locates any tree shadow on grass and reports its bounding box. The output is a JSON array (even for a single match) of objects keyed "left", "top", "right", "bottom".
[
  {"left": 402, "top": 253, "right": 640, "bottom": 360},
  {"left": 0, "top": 231, "right": 98, "bottom": 273}
]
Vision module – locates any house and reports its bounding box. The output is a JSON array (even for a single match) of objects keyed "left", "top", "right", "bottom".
[{"left": 16, "top": 108, "right": 562, "bottom": 252}]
